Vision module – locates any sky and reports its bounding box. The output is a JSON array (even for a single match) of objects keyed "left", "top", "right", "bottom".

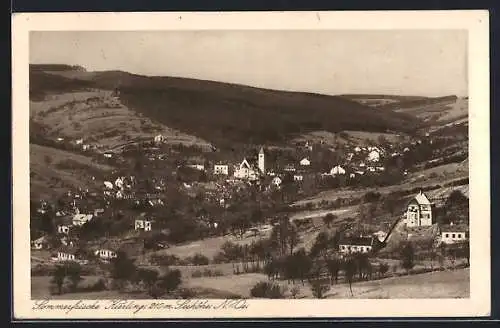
[{"left": 30, "top": 30, "right": 468, "bottom": 97}]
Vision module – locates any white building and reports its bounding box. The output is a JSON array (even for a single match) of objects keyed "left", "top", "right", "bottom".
[
  {"left": 154, "top": 134, "right": 165, "bottom": 143},
  {"left": 405, "top": 191, "right": 433, "bottom": 227},
  {"left": 57, "top": 225, "right": 70, "bottom": 235},
  {"left": 188, "top": 164, "right": 205, "bottom": 171},
  {"left": 338, "top": 237, "right": 374, "bottom": 254},
  {"left": 299, "top": 157, "right": 311, "bottom": 166},
  {"left": 272, "top": 176, "right": 283, "bottom": 187},
  {"left": 95, "top": 249, "right": 118, "bottom": 260},
  {"left": 135, "top": 219, "right": 153, "bottom": 232},
  {"left": 440, "top": 223, "right": 469, "bottom": 244},
  {"left": 233, "top": 158, "right": 259, "bottom": 181},
  {"left": 293, "top": 174, "right": 304, "bottom": 182},
  {"left": 214, "top": 164, "right": 229, "bottom": 175},
  {"left": 330, "top": 165, "right": 346, "bottom": 175},
  {"left": 367, "top": 150, "right": 381, "bottom": 162},
  {"left": 56, "top": 251, "right": 76, "bottom": 262},
  {"left": 72, "top": 214, "right": 94, "bottom": 226},
  {"left": 258, "top": 147, "right": 266, "bottom": 174}
]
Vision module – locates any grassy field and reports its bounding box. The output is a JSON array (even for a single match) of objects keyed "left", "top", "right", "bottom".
[
  {"left": 30, "top": 144, "right": 114, "bottom": 200},
  {"left": 150, "top": 233, "right": 272, "bottom": 260},
  {"left": 326, "top": 268, "right": 469, "bottom": 299}
]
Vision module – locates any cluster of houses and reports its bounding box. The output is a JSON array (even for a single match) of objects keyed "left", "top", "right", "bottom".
[{"left": 337, "top": 191, "right": 469, "bottom": 255}]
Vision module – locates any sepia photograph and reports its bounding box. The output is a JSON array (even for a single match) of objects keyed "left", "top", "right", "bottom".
[{"left": 12, "top": 11, "right": 490, "bottom": 319}]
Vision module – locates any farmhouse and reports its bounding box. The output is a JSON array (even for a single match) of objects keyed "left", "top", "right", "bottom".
[
  {"left": 338, "top": 237, "right": 375, "bottom": 254},
  {"left": 214, "top": 164, "right": 229, "bottom": 175},
  {"left": 440, "top": 223, "right": 469, "bottom": 244},
  {"left": 405, "top": 191, "right": 434, "bottom": 227}
]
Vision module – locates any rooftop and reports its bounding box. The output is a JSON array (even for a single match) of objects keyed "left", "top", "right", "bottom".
[
  {"left": 440, "top": 223, "right": 469, "bottom": 233},
  {"left": 339, "top": 236, "right": 374, "bottom": 246}
]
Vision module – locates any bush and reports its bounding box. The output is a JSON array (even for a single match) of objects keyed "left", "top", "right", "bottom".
[
  {"left": 191, "top": 270, "right": 203, "bottom": 278},
  {"left": 187, "top": 253, "right": 210, "bottom": 266},
  {"left": 250, "top": 281, "right": 285, "bottom": 299}
]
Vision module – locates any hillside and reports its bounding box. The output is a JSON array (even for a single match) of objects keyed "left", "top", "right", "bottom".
[
  {"left": 30, "top": 144, "right": 114, "bottom": 201},
  {"left": 30, "top": 65, "right": 421, "bottom": 147},
  {"left": 29, "top": 89, "right": 211, "bottom": 150}
]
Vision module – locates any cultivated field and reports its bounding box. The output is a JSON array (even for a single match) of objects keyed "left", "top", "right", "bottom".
[{"left": 30, "top": 90, "right": 211, "bottom": 150}]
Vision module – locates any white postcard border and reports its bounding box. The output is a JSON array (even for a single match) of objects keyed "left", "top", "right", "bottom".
[{"left": 12, "top": 10, "right": 490, "bottom": 319}]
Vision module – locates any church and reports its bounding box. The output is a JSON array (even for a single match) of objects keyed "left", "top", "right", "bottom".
[{"left": 233, "top": 147, "right": 266, "bottom": 181}]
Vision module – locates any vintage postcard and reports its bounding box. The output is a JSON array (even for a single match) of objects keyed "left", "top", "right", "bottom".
[{"left": 12, "top": 11, "right": 490, "bottom": 319}]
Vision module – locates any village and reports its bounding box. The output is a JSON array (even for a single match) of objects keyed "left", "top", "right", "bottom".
[{"left": 30, "top": 124, "right": 470, "bottom": 299}]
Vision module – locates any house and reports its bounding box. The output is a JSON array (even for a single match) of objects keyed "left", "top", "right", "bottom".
[
  {"left": 94, "top": 248, "right": 118, "bottom": 260},
  {"left": 75, "top": 138, "right": 83, "bottom": 145},
  {"left": 115, "top": 177, "right": 124, "bottom": 189},
  {"left": 154, "top": 134, "right": 165, "bottom": 144},
  {"left": 354, "top": 146, "right": 361, "bottom": 153},
  {"left": 52, "top": 247, "right": 78, "bottom": 262},
  {"left": 104, "top": 153, "right": 113, "bottom": 158},
  {"left": 72, "top": 214, "right": 94, "bottom": 226},
  {"left": 299, "top": 157, "right": 311, "bottom": 166},
  {"left": 233, "top": 158, "right": 260, "bottom": 181},
  {"left": 339, "top": 237, "right": 375, "bottom": 254},
  {"left": 284, "top": 164, "right": 296, "bottom": 173},
  {"left": 272, "top": 176, "right": 283, "bottom": 187},
  {"left": 405, "top": 191, "right": 434, "bottom": 227},
  {"left": 293, "top": 174, "right": 303, "bottom": 182},
  {"left": 135, "top": 219, "right": 153, "bottom": 232},
  {"left": 104, "top": 181, "right": 114, "bottom": 189},
  {"left": 440, "top": 223, "right": 469, "bottom": 244},
  {"left": 367, "top": 150, "right": 381, "bottom": 162},
  {"left": 373, "top": 231, "right": 388, "bottom": 242},
  {"left": 330, "top": 165, "right": 346, "bottom": 176},
  {"left": 32, "top": 236, "right": 49, "bottom": 250},
  {"left": 57, "top": 224, "right": 70, "bottom": 235},
  {"left": 349, "top": 173, "right": 356, "bottom": 179},
  {"left": 214, "top": 164, "right": 229, "bottom": 175},
  {"left": 188, "top": 164, "right": 205, "bottom": 171},
  {"left": 82, "top": 144, "right": 91, "bottom": 151},
  {"left": 304, "top": 141, "right": 313, "bottom": 151}
]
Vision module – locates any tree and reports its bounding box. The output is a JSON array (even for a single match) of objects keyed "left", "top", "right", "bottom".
[
  {"left": 400, "top": 242, "right": 415, "bottom": 274},
  {"left": 250, "top": 281, "right": 285, "bottom": 299},
  {"left": 290, "top": 286, "right": 301, "bottom": 299},
  {"left": 310, "top": 280, "right": 330, "bottom": 299},
  {"left": 158, "top": 269, "right": 182, "bottom": 294},
  {"left": 110, "top": 251, "right": 137, "bottom": 291},
  {"left": 343, "top": 257, "right": 357, "bottom": 297},
  {"left": 51, "top": 265, "right": 67, "bottom": 295},
  {"left": 326, "top": 258, "right": 341, "bottom": 285},
  {"left": 137, "top": 268, "right": 159, "bottom": 296},
  {"left": 323, "top": 213, "right": 336, "bottom": 228},
  {"left": 378, "top": 262, "right": 389, "bottom": 278},
  {"left": 66, "top": 262, "right": 83, "bottom": 292}
]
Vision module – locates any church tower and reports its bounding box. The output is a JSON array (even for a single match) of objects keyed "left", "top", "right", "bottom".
[{"left": 258, "top": 147, "right": 266, "bottom": 174}]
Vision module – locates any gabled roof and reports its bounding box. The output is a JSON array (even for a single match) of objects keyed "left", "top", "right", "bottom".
[
  {"left": 414, "top": 191, "right": 431, "bottom": 205},
  {"left": 440, "top": 224, "right": 469, "bottom": 233}
]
